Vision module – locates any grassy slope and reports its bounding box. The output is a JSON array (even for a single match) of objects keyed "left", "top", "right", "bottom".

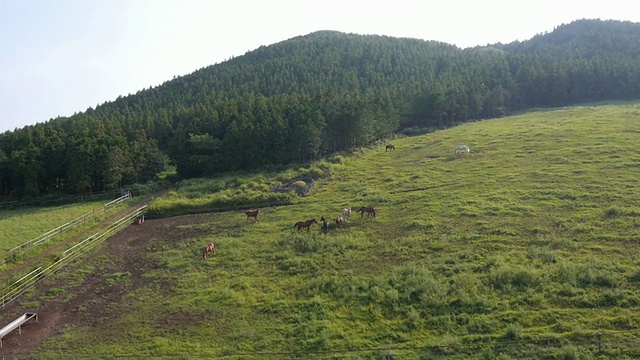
[
  {"left": 33, "top": 103, "right": 640, "bottom": 358},
  {"left": 0, "top": 201, "right": 108, "bottom": 254}
]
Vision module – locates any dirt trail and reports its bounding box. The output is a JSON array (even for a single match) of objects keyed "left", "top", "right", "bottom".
[{"left": 0, "top": 201, "right": 203, "bottom": 357}]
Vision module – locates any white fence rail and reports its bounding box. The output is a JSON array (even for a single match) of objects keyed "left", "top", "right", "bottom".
[
  {"left": 0, "top": 206, "right": 147, "bottom": 309},
  {"left": 4, "top": 192, "right": 131, "bottom": 263}
]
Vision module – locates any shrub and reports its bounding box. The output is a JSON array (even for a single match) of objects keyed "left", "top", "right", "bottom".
[
  {"left": 577, "top": 265, "right": 623, "bottom": 288},
  {"left": 604, "top": 206, "right": 623, "bottom": 218},
  {"left": 502, "top": 323, "right": 523, "bottom": 340}
]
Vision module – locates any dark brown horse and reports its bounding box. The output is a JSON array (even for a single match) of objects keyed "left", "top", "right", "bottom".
[
  {"left": 358, "top": 206, "right": 376, "bottom": 218},
  {"left": 320, "top": 216, "right": 329, "bottom": 234},
  {"left": 245, "top": 208, "right": 260, "bottom": 222},
  {"left": 294, "top": 218, "right": 318, "bottom": 231},
  {"left": 385, "top": 144, "right": 395, "bottom": 152},
  {"left": 202, "top": 243, "right": 216, "bottom": 260}
]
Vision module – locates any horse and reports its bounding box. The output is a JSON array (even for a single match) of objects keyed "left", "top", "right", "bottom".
[
  {"left": 455, "top": 145, "right": 470, "bottom": 154},
  {"left": 245, "top": 208, "right": 260, "bottom": 222},
  {"left": 294, "top": 218, "right": 318, "bottom": 232},
  {"left": 342, "top": 208, "right": 351, "bottom": 218},
  {"left": 320, "top": 216, "right": 329, "bottom": 234},
  {"left": 334, "top": 215, "right": 344, "bottom": 226},
  {"left": 358, "top": 206, "right": 376, "bottom": 218},
  {"left": 385, "top": 144, "right": 396, "bottom": 152},
  {"left": 202, "top": 243, "right": 216, "bottom": 260}
]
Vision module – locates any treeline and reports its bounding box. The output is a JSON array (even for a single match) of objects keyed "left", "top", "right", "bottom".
[{"left": 1, "top": 19, "right": 640, "bottom": 197}]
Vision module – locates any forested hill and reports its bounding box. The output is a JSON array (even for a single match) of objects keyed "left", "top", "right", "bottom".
[
  {"left": 2, "top": 19, "right": 640, "bottom": 198},
  {"left": 497, "top": 19, "right": 640, "bottom": 57}
]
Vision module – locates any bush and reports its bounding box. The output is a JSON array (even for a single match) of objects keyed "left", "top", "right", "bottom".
[
  {"left": 502, "top": 323, "right": 523, "bottom": 340},
  {"left": 488, "top": 267, "right": 541, "bottom": 290}
]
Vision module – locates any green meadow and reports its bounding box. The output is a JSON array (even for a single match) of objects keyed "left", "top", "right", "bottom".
[
  {"left": 0, "top": 199, "right": 134, "bottom": 285},
  {"left": 0, "top": 201, "right": 109, "bottom": 252},
  {"left": 18, "top": 103, "right": 640, "bottom": 358}
]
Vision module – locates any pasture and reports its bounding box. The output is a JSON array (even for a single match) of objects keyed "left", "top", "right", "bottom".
[
  {"left": 3, "top": 103, "right": 640, "bottom": 358},
  {"left": 0, "top": 201, "right": 107, "bottom": 255},
  {"left": 0, "top": 195, "right": 137, "bottom": 288}
]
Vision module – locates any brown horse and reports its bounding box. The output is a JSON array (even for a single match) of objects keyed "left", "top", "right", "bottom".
[
  {"left": 320, "top": 217, "right": 329, "bottom": 234},
  {"left": 202, "top": 243, "right": 216, "bottom": 260},
  {"left": 385, "top": 144, "right": 396, "bottom": 152},
  {"left": 245, "top": 208, "right": 260, "bottom": 222},
  {"left": 334, "top": 215, "right": 344, "bottom": 226},
  {"left": 294, "top": 219, "right": 318, "bottom": 232},
  {"left": 358, "top": 206, "right": 376, "bottom": 218}
]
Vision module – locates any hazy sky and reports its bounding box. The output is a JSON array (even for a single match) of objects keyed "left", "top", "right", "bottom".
[{"left": 1, "top": 0, "right": 639, "bottom": 133}]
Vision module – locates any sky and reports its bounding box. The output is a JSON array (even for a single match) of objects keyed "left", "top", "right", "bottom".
[{"left": 1, "top": 0, "right": 639, "bottom": 133}]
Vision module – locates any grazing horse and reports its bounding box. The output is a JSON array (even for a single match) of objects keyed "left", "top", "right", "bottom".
[
  {"left": 342, "top": 208, "right": 351, "bottom": 218},
  {"left": 358, "top": 206, "right": 376, "bottom": 218},
  {"left": 295, "top": 218, "right": 318, "bottom": 232},
  {"left": 385, "top": 144, "right": 396, "bottom": 152},
  {"left": 245, "top": 208, "right": 260, "bottom": 222},
  {"left": 455, "top": 145, "right": 470, "bottom": 154},
  {"left": 320, "top": 217, "right": 329, "bottom": 234},
  {"left": 334, "top": 215, "right": 344, "bottom": 226},
  {"left": 202, "top": 243, "right": 216, "bottom": 260}
]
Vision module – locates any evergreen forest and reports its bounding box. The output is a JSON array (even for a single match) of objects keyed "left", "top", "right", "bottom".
[{"left": 1, "top": 19, "right": 639, "bottom": 197}]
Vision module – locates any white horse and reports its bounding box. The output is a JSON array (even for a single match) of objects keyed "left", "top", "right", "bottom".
[
  {"left": 342, "top": 208, "right": 351, "bottom": 218},
  {"left": 455, "top": 145, "right": 470, "bottom": 154}
]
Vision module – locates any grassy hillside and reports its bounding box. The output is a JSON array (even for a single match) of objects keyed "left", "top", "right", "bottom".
[
  {"left": 0, "top": 200, "right": 112, "bottom": 266},
  {"left": 13, "top": 103, "right": 640, "bottom": 359}
]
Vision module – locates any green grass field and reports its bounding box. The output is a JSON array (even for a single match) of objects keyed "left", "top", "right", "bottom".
[
  {"left": 12, "top": 103, "right": 640, "bottom": 359},
  {"left": 0, "top": 198, "right": 134, "bottom": 285},
  {"left": 0, "top": 201, "right": 107, "bottom": 253}
]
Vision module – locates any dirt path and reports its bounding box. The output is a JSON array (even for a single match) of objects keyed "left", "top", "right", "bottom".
[{"left": 0, "top": 207, "right": 207, "bottom": 357}]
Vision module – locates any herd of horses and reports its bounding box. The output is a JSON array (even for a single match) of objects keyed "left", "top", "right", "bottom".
[
  {"left": 203, "top": 143, "right": 470, "bottom": 259},
  {"left": 202, "top": 206, "right": 376, "bottom": 260},
  {"left": 293, "top": 205, "right": 376, "bottom": 233}
]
